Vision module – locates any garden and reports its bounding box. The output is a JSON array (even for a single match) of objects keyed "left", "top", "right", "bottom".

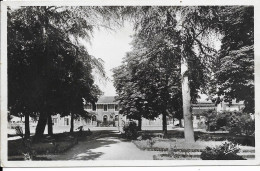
[
  {"left": 5, "top": 5, "right": 255, "bottom": 163},
  {"left": 8, "top": 129, "right": 111, "bottom": 161},
  {"left": 122, "top": 111, "right": 255, "bottom": 160}
]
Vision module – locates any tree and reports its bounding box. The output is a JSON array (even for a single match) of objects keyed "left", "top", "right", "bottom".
[
  {"left": 119, "top": 6, "right": 218, "bottom": 141},
  {"left": 8, "top": 6, "right": 106, "bottom": 139},
  {"left": 113, "top": 29, "right": 182, "bottom": 134},
  {"left": 171, "top": 91, "right": 183, "bottom": 127},
  {"left": 201, "top": 109, "right": 218, "bottom": 131},
  {"left": 116, "top": 6, "right": 252, "bottom": 141},
  {"left": 58, "top": 47, "right": 103, "bottom": 133},
  {"left": 212, "top": 7, "right": 254, "bottom": 113},
  {"left": 113, "top": 65, "right": 144, "bottom": 130}
]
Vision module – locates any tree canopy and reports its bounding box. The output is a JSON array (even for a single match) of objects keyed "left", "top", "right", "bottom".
[
  {"left": 7, "top": 6, "right": 254, "bottom": 139},
  {"left": 8, "top": 6, "right": 106, "bottom": 137},
  {"left": 213, "top": 6, "right": 254, "bottom": 113}
]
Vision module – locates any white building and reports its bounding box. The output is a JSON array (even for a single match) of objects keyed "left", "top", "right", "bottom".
[{"left": 8, "top": 96, "right": 246, "bottom": 130}]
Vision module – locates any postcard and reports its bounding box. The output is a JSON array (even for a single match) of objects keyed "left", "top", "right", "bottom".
[{"left": 1, "top": 0, "right": 259, "bottom": 167}]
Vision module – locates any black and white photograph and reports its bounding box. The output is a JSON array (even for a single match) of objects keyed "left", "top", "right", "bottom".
[{"left": 0, "top": 0, "right": 259, "bottom": 167}]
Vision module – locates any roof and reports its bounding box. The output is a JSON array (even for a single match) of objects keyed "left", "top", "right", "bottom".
[
  {"left": 96, "top": 96, "right": 118, "bottom": 104},
  {"left": 192, "top": 103, "right": 216, "bottom": 107},
  {"left": 197, "top": 99, "right": 213, "bottom": 104},
  {"left": 95, "top": 96, "right": 243, "bottom": 106},
  {"left": 226, "top": 99, "right": 244, "bottom": 105},
  {"left": 192, "top": 108, "right": 216, "bottom": 115}
]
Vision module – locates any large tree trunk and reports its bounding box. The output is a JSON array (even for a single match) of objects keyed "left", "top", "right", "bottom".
[
  {"left": 47, "top": 114, "right": 53, "bottom": 135},
  {"left": 137, "top": 117, "right": 142, "bottom": 131},
  {"left": 24, "top": 113, "right": 30, "bottom": 138},
  {"left": 70, "top": 113, "right": 74, "bottom": 133},
  {"left": 162, "top": 113, "right": 167, "bottom": 135},
  {"left": 179, "top": 118, "right": 183, "bottom": 128},
  {"left": 181, "top": 58, "right": 195, "bottom": 142},
  {"left": 34, "top": 112, "right": 48, "bottom": 140}
]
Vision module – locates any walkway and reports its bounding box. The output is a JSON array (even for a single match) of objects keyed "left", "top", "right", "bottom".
[{"left": 50, "top": 131, "right": 160, "bottom": 160}]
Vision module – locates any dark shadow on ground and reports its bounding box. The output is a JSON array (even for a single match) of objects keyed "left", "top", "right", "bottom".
[
  {"left": 8, "top": 130, "right": 123, "bottom": 160},
  {"left": 51, "top": 131, "right": 125, "bottom": 160}
]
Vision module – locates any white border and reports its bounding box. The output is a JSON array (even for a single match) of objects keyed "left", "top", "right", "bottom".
[{"left": 1, "top": 0, "right": 260, "bottom": 167}]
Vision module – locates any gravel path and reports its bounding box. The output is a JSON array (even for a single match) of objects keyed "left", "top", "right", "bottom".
[{"left": 50, "top": 131, "right": 160, "bottom": 160}]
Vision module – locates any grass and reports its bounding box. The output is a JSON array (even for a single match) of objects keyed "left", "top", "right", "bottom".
[
  {"left": 8, "top": 129, "right": 116, "bottom": 160},
  {"left": 8, "top": 130, "right": 101, "bottom": 159},
  {"left": 133, "top": 139, "right": 226, "bottom": 151},
  {"left": 133, "top": 129, "right": 255, "bottom": 151},
  {"left": 8, "top": 134, "right": 77, "bottom": 157},
  {"left": 126, "top": 129, "right": 255, "bottom": 160},
  {"left": 136, "top": 129, "right": 255, "bottom": 146},
  {"left": 133, "top": 138, "right": 255, "bottom": 160}
]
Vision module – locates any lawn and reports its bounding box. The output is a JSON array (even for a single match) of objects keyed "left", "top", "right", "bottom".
[
  {"left": 133, "top": 138, "right": 254, "bottom": 151},
  {"left": 132, "top": 130, "right": 255, "bottom": 160},
  {"left": 137, "top": 130, "right": 255, "bottom": 146},
  {"left": 8, "top": 130, "right": 112, "bottom": 161}
]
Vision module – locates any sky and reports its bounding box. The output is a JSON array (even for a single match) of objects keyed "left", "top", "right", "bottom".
[
  {"left": 84, "top": 21, "right": 220, "bottom": 101},
  {"left": 85, "top": 22, "right": 134, "bottom": 96}
]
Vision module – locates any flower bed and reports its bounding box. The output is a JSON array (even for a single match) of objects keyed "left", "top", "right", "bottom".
[
  {"left": 8, "top": 130, "right": 112, "bottom": 160},
  {"left": 8, "top": 136, "right": 78, "bottom": 157},
  {"left": 133, "top": 138, "right": 255, "bottom": 160},
  {"left": 133, "top": 139, "right": 225, "bottom": 151},
  {"left": 153, "top": 153, "right": 201, "bottom": 160}
]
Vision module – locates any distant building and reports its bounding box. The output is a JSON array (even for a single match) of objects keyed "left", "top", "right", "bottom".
[
  {"left": 85, "top": 96, "right": 120, "bottom": 126},
  {"left": 84, "top": 96, "right": 162, "bottom": 127},
  {"left": 216, "top": 99, "right": 245, "bottom": 112},
  {"left": 8, "top": 96, "right": 246, "bottom": 130},
  {"left": 191, "top": 100, "right": 217, "bottom": 129},
  {"left": 191, "top": 99, "right": 245, "bottom": 129}
]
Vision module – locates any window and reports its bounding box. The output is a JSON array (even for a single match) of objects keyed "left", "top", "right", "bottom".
[
  {"left": 92, "top": 104, "right": 96, "bottom": 111},
  {"left": 64, "top": 118, "right": 69, "bottom": 125},
  {"left": 103, "top": 115, "right": 108, "bottom": 123},
  {"left": 115, "top": 115, "right": 119, "bottom": 121},
  {"left": 86, "top": 104, "right": 92, "bottom": 110},
  {"left": 96, "top": 104, "right": 101, "bottom": 109},
  {"left": 92, "top": 115, "right": 96, "bottom": 122},
  {"left": 86, "top": 118, "right": 91, "bottom": 124},
  {"left": 52, "top": 118, "right": 57, "bottom": 124},
  {"left": 108, "top": 104, "right": 114, "bottom": 109},
  {"left": 115, "top": 105, "right": 119, "bottom": 111},
  {"left": 104, "top": 105, "right": 108, "bottom": 111}
]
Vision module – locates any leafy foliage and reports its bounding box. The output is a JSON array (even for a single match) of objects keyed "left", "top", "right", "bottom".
[
  {"left": 226, "top": 112, "right": 255, "bottom": 136},
  {"left": 200, "top": 141, "right": 246, "bottom": 160},
  {"left": 210, "top": 6, "right": 254, "bottom": 113},
  {"left": 203, "top": 110, "right": 255, "bottom": 136},
  {"left": 113, "top": 32, "right": 183, "bottom": 133},
  {"left": 114, "top": 7, "right": 223, "bottom": 137},
  {"left": 8, "top": 6, "right": 105, "bottom": 137},
  {"left": 123, "top": 122, "right": 139, "bottom": 140}
]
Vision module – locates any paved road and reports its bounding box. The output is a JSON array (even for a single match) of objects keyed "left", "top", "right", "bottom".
[
  {"left": 50, "top": 131, "right": 160, "bottom": 160},
  {"left": 8, "top": 125, "right": 177, "bottom": 140}
]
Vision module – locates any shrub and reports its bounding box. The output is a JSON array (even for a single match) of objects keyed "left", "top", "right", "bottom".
[
  {"left": 203, "top": 110, "right": 255, "bottom": 135},
  {"left": 202, "top": 110, "right": 218, "bottom": 131},
  {"left": 197, "top": 121, "right": 207, "bottom": 129},
  {"left": 147, "top": 138, "right": 156, "bottom": 148},
  {"left": 200, "top": 142, "right": 246, "bottom": 160},
  {"left": 227, "top": 112, "right": 255, "bottom": 136},
  {"left": 123, "top": 121, "right": 138, "bottom": 140}
]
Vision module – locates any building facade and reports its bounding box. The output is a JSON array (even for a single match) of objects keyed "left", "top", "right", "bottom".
[
  {"left": 9, "top": 96, "right": 246, "bottom": 130},
  {"left": 85, "top": 96, "right": 120, "bottom": 126},
  {"left": 191, "top": 101, "right": 217, "bottom": 129}
]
